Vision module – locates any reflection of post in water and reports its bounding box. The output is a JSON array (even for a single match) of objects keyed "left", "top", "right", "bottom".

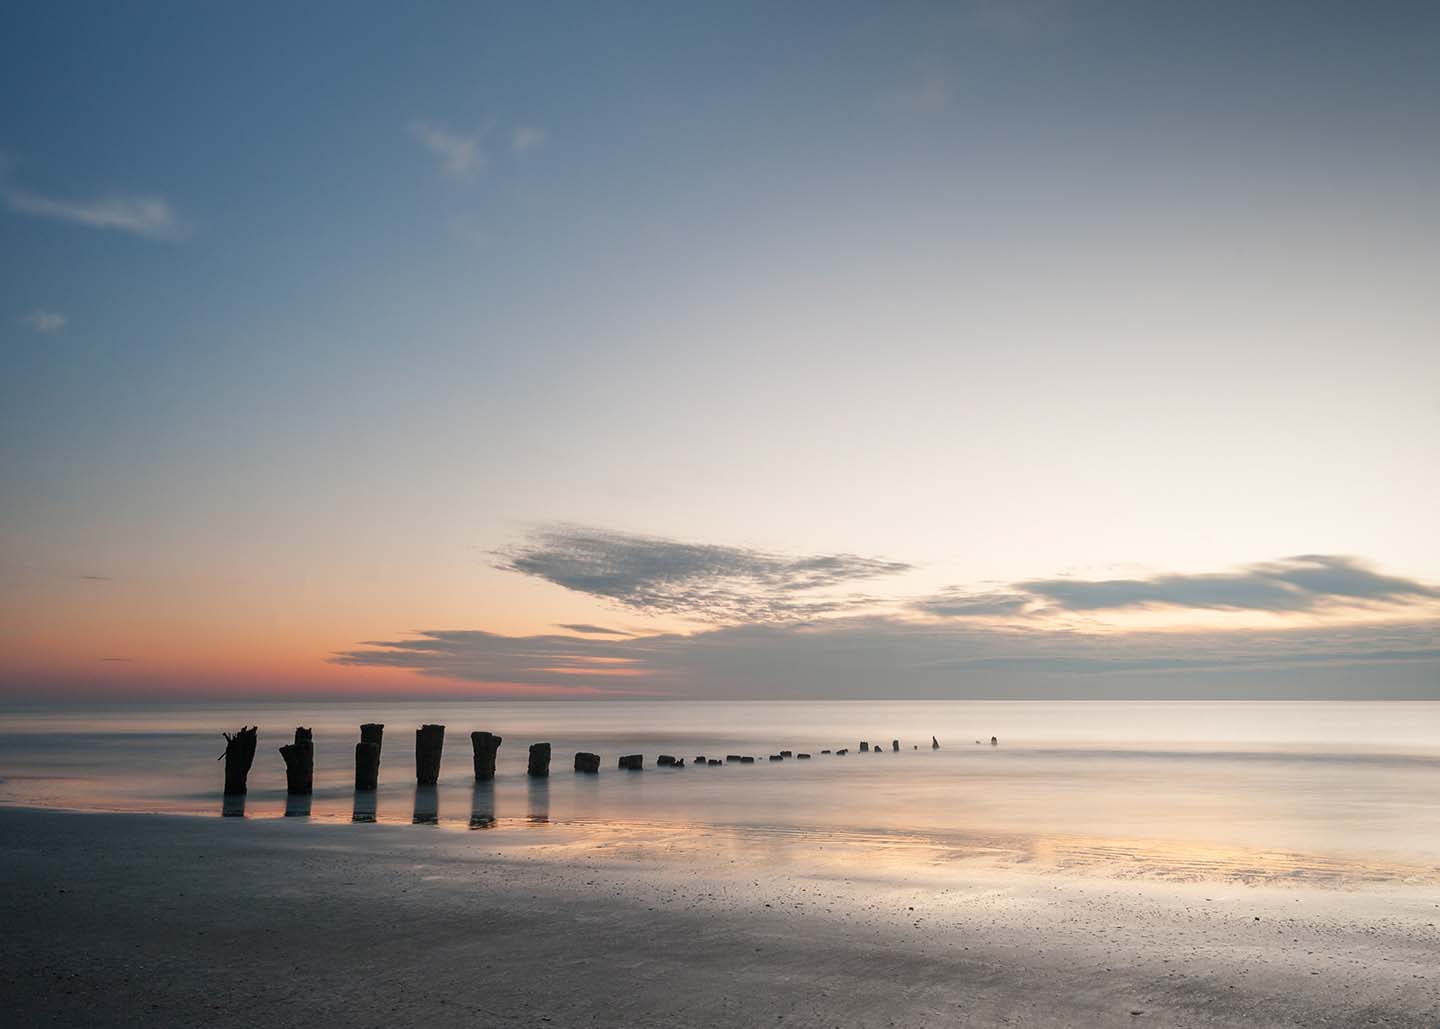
[
  {"left": 469, "top": 781, "right": 495, "bottom": 829},
  {"left": 412, "top": 784, "right": 439, "bottom": 825},
  {"left": 221, "top": 793, "right": 246, "bottom": 818},
  {"left": 527, "top": 776, "right": 550, "bottom": 824},
  {"left": 353, "top": 790, "right": 378, "bottom": 823},
  {"left": 284, "top": 793, "right": 312, "bottom": 818}
]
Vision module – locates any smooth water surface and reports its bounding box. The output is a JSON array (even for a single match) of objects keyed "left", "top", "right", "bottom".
[{"left": 3, "top": 700, "right": 1439, "bottom": 877}]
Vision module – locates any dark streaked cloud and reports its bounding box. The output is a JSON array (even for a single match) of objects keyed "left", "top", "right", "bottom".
[
  {"left": 555, "top": 623, "right": 631, "bottom": 636},
  {"left": 498, "top": 524, "right": 912, "bottom": 623},
  {"left": 909, "top": 590, "right": 1033, "bottom": 618},
  {"left": 334, "top": 616, "right": 1440, "bottom": 700},
  {"left": 1017, "top": 555, "right": 1439, "bottom": 614}
]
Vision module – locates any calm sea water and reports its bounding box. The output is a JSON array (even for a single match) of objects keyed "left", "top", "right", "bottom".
[{"left": 3, "top": 700, "right": 1439, "bottom": 875}]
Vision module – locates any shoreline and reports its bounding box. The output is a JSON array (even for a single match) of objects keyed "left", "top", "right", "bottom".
[{"left": 3, "top": 806, "right": 1438, "bottom": 1026}]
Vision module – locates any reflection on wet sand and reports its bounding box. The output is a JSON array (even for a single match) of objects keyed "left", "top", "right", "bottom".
[
  {"left": 527, "top": 778, "right": 550, "bottom": 824},
  {"left": 352, "top": 791, "right": 377, "bottom": 824},
  {"left": 284, "top": 794, "right": 312, "bottom": 818},
  {"left": 413, "top": 784, "right": 439, "bottom": 825},
  {"left": 469, "top": 782, "right": 495, "bottom": 829},
  {"left": 221, "top": 794, "right": 245, "bottom": 818}
]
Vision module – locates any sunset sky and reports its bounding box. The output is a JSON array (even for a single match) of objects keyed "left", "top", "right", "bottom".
[{"left": 2, "top": 2, "right": 1437, "bottom": 699}]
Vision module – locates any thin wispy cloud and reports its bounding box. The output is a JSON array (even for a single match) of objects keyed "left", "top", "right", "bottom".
[
  {"left": 408, "top": 120, "right": 485, "bottom": 178},
  {"left": 22, "top": 309, "right": 66, "bottom": 334},
  {"left": 1016, "top": 555, "right": 1439, "bottom": 614},
  {"left": 335, "top": 616, "right": 1440, "bottom": 700},
  {"left": 498, "top": 524, "right": 912, "bottom": 624},
  {"left": 512, "top": 125, "right": 547, "bottom": 153},
  {"left": 556, "top": 623, "right": 631, "bottom": 636},
  {"left": 2, "top": 181, "right": 185, "bottom": 241}
]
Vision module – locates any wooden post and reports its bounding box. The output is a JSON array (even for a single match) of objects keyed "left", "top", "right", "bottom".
[
  {"left": 361, "top": 723, "right": 385, "bottom": 756},
  {"left": 220, "top": 726, "right": 258, "bottom": 795},
  {"left": 471, "top": 731, "right": 502, "bottom": 781},
  {"left": 280, "top": 727, "right": 314, "bottom": 794},
  {"left": 416, "top": 724, "right": 445, "bottom": 785},
  {"left": 574, "top": 752, "right": 600, "bottom": 773},
  {"left": 932, "top": 736, "right": 940, "bottom": 749},
  {"left": 618, "top": 754, "right": 643, "bottom": 770},
  {"left": 355, "top": 741, "right": 380, "bottom": 791},
  {"left": 527, "top": 742, "right": 551, "bottom": 778},
  {"left": 859, "top": 741, "right": 869, "bottom": 752},
  {"left": 892, "top": 739, "right": 899, "bottom": 752}
]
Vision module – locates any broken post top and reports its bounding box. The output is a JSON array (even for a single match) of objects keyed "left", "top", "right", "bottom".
[{"left": 294, "top": 726, "right": 312, "bottom": 744}]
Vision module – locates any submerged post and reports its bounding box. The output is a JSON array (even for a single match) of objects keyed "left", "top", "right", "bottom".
[
  {"left": 574, "top": 752, "right": 600, "bottom": 774},
  {"left": 859, "top": 741, "right": 869, "bottom": 752},
  {"left": 618, "top": 754, "right": 643, "bottom": 770},
  {"left": 355, "top": 741, "right": 380, "bottom": 791},
  {"left": 416, "top": 724, "right": 445, "bottom": 785},
  {"left": 471, "top": 731, "right": 503, "bottom": 781},
  {"left": 361, "top": 723, "right": 385, "bottom": 756},
  {"left": 279, "top": 727, "right": 314, "bottom": 795},
  {"left": 221, "top": 726, "right": 258, "bottom": 795},
  {"left": 527, "top": 742, "right": 551, "bottom": 778}
]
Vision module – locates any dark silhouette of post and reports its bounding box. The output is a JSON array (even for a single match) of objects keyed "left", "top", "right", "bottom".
[
  {"left": 574, "top": 752, "right": 600, "bottom": 773},
  {"left": 859, "top": 741, "right": 869, "bottom": 752},
  {"left": 416, "top": 724, "right": 445, "bottom": 785},
  {"left": 355, "top": 741, "right": 380, "bottom": 791},
  {"left": 618, "top": 754, "right": 643, "bottom": 770},
  {"left": 991, "top": 736, "right": 998, "bottom": 746},
  {"left": 280, "top": 727, "right": 313, "bottom": 794},
  {"left": 891, "top": 739, "right": 899, "bottom": 752},
  {"left": 361, "top": 723, "right": 385, "bottom": 756},
  {"left": 527, "top": 742, "right": 551, "bottom": 777},
  {"left": 471, "top": 731, "right": 502, "bottom": 780},
  {"left": 220, "top": 726, "right": 258, "bottom": 795},
  {"left": 932, "top": 736, "right": 940, "bottom": 749}
]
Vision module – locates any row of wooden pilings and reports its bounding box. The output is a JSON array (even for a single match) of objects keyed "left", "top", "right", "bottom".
[{"left": 220, "top": 726, "right": 971, "bottom": 796}]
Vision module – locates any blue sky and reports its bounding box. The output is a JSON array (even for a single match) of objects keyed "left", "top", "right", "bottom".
[{"left": 2, "top": 2, "right": 1437, "bottom": 697}]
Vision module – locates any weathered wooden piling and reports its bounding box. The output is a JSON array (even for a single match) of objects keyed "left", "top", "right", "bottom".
[
  {"left": 780, "top": 750, "right": 792, "bottom": 758},
  {"left": 618, "top": 754, "right": 643, "bottom": 770},
  {"left": 725, "top": 754, "right": 743, "bottom": 763},
  {"left": 991, "top": 736, "right": 998, "bottom": 746},
  {"left": 769, "top": 754, "right": 783, "bottom": 762},
  {"left": 932, "top": 736, "right": 940, "bottom": 749},
  {"left": 740, "top": 756, "right": 755, "bottom": 764},
  {"left": 471, "top": 731, "right": 502, "bottom": 780},
  {"left": 707, "top": 758, "right": 721, "bottom": 766},
  {"left": 527, "top": 742, "right": 552, "bottom": 777},
  {"left": 657, "top": 754, "right": 678, "bottom": 766},
  {"left": 693, "top": 755, "right": 707, "bottom": 765},
  {"left": 574, "top": 751, "right": 600, "bottom": 774},
  {"left": 859, "top": 741, "right": 869, "bottom": 752},
  {"left": 836, "top": 748, "right": 849, "bottom": 755},
  {"left": 798, "top": 753, "right": 811, "bottom": 759},
  {"left": 415, "top": 724, "right": 445, "bottom": 785},
  {"left": 361, "top": 723, "right": 385, "bottom": 755},
  {"left": 279, "top": 727, "right": 314, "bottom": 794},
  {"left": 892, "top": 739, "right": 899, "bottom": 752},
  {"left": 820, "top": 749, "right": 831, "bottom": 755},
  {"left": 355, "top": 741, "right": 380, "bottom": 791},
  {"left": 220, "top": 725, "right": 258, "bottom": 795}
]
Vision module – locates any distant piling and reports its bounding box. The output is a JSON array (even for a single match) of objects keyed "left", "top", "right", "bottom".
[
  {"left": 991, "top": 736, "right": 998, "bottom": 746},
  {"left": 618, "top": 754, "right": 643, "bottom": 770},
  {"left": 798, "top": 753, "right": 811, "bottom": 759},
  {"left": 279, "top": 726, "right": 314, "bottom": 795},
  {"left": 415, "top": 724, "right": 445, "bottom": 785},
  {"left": 574, "top": 751, "right": 600, "bottom": 774},
  {"left": 707, "top": 758, "right": 721, "bottom": 766},
  {"left": 892, "top": 739, "right": 899, "bottom": 752},
  {"left": 361, "top": 723, "right": 385, "bottom": 756},
  {"left": 725, "top": 754, "right": 742, "bottom": 763},
  {"left": 528, "top": 742, "right": 552, "bottom": 778},
  {"left": 932, "top": 736, "right": 940, "bottom": 750},
  {"left": 657, "top": 754, "right": 679, "bottom": 767},
  {"left": 836, "top": 748, "right": 848, "bottom": 755},
  {"left": 471, "top": 731, "right": 502, "bottom": 781},
  {"left": 859, "top": 741, "right": 869, "bottom": 752},
  {"left": 220, "top": 726, "right": 258, "bottom": 795}
]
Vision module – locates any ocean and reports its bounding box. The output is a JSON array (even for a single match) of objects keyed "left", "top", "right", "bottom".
[{"left": 3, "top": 699, "right": 1439, "bottom": 882}]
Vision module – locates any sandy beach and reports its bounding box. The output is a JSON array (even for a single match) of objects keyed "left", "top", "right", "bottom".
[{"left": 3, "top": 806, "right": 1437, "bottom": 1027}]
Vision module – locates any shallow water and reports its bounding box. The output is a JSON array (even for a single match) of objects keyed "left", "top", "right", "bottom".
[{"left": 3, "top": 700, "right": 1439, "bottom": 881}]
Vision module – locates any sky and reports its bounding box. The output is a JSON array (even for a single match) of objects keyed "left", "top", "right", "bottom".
[{"left": 2, "top": 1, "right": 1437, "bottom": 701}]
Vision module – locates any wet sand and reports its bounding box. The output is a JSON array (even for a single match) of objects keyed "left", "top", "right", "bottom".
[{"left": 2, "top": 807, "right": 1437, "bottom": 1027}]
